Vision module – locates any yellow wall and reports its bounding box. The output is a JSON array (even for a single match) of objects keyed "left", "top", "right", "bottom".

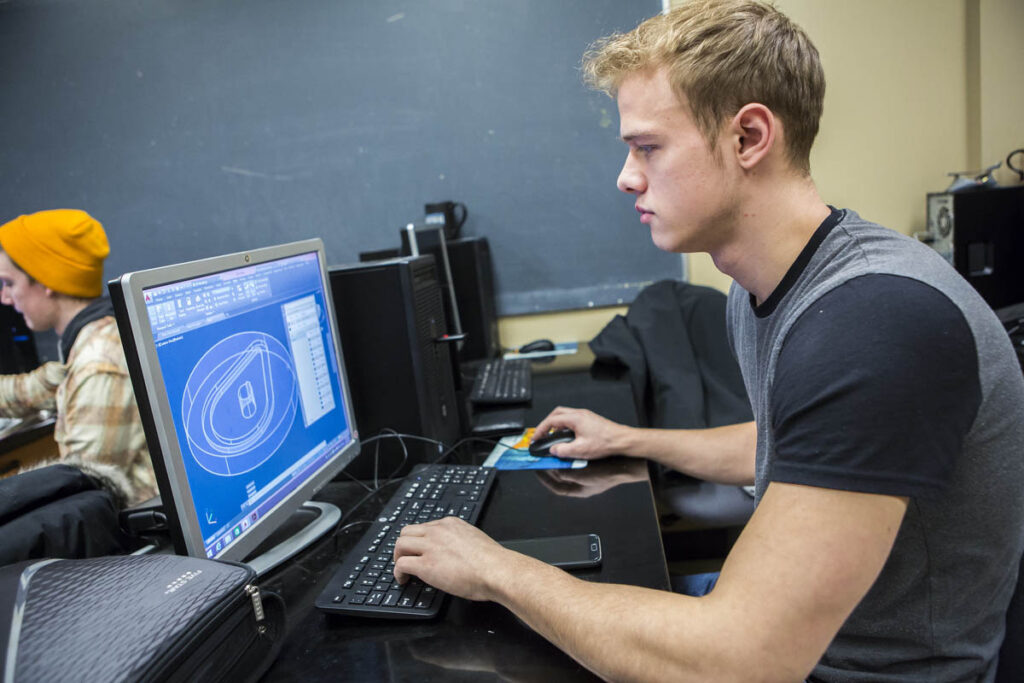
[
  {"left": 498, "top": 0, "right": 1023, "bottom": 348},
  {"left": 498, "top": 306, "right": 627, "bottom": 351},
  {"left": 978, "top": 0, "right": 1024, "bottom": 188}
]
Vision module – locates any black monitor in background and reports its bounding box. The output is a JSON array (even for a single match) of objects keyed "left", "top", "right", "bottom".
[
  {"left": 0, "top": 304, "right": 39, "bottom": 375},
  {"left": 109, "top": 239, "right": 361, "bottom": 575}
]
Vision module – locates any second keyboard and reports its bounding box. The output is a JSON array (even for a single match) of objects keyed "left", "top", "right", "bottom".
[{"left": 469, "top": 358, "right": 532, "bottom": 405}]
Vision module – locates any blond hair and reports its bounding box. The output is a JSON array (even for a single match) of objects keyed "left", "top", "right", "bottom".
[{"left": 582, "top": 0, "right": 824, "bottom": 174}]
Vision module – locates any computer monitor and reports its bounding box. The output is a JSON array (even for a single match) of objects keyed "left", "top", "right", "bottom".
[
  {"left": 110, "top": 239, "right": 360, "bottom": 574},
  {"left": 0, "top": 303, "right": 39, "bottom": 375}
]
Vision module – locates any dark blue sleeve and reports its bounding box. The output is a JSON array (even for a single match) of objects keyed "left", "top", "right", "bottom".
[{"left": 770, "top": 274, "right": 980, "bottom": 500}]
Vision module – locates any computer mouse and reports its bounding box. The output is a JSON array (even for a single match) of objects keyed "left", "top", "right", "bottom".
[
  {"left": 519, "top": 339, "right": 555, "bottom": 354},
  {"left": 529, "top": 428, "right": 576, "bottom": 456}
]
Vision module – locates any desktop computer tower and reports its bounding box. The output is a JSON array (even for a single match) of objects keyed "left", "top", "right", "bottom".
[
  {"left": 329, "top": 256, "right": 462, "bottom": 478},
  {"left": 445, "top": 237, "right": 501, "bottom": 361},
  {"left": 926, "top": 185, "right": 1024, "bottom": 309},
  {"left": 359, "top": 236, "right": 501, "bottom": 362}
]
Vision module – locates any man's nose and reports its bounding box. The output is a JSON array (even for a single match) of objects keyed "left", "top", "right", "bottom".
[{"left": 617, "top": 155, "right": 645, "bottom": 195}]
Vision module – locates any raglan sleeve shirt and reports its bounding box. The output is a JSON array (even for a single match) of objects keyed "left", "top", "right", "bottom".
[{"left": 768, "top": 274, "right": 980, "bottom": 499}]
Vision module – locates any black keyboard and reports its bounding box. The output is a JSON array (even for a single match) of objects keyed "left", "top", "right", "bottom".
[
  {"left": 315, "top": 463, "right": 496, "bottom": 619},
  {"left": 469, "top": 358, "right": 532, "bottom": 405}
]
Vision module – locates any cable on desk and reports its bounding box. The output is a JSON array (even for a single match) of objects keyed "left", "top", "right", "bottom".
[
  {"left": 431, "top": 435, "right": 533, "bottom": 465},
  {"left": 336, "top": 519, "right": 373, "bottom": 536},
  {"left": 330, "top": 431, "right": 534, "bottom": 532},
  {"left": 372, "top": 428, "right": 410, "bottom": 490},
  {"left": 332, "top": 430, "right": 423, "bottom": 529},
  {"left": 333, "top": 428, "right": 411, "bottom": 492}
]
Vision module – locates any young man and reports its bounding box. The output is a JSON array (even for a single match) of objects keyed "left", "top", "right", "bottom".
[
  {"left": 0, "top": 209, "right": 156, "bottom": 504},
  {"left": 394, "top": 2, "right": 1024, "bottom": 680}
]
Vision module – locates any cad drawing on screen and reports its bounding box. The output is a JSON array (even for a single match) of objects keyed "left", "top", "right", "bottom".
[{"left": 182, "top": 331, "right": 298, "bottom": 476}]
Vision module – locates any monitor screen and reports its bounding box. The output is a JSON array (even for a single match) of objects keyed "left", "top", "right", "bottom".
[
  {"left": 111, "top": 239, "right": 359, "bottom": 566},
  {"left": 0, "top": 303, "right": 39, "bottom": 375}
]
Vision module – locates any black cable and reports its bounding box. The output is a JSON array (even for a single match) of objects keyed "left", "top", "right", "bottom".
[
  {"left": 336, "top": 478, "right": 402, "bottom": 527},
  {"left": 330, "top": 431, "right": 532, "bottom": 529},
  {"left": 333, "top": 468, "right": 376, "bottom": 492},
  {"left": 371, "top": 428, "right": 410, "bottom": 490},
  {"left": 1007, "top": 148, "right": 1024, "bottom": 182},
  {"left": 336, "top": 519, "right": 373, "bottom": 536},
  {"left": 330, "top": 431, "right": 414, "bottom": 528},
  {"left": 429, "top": 434, "right": 533, "bottom": 466}
]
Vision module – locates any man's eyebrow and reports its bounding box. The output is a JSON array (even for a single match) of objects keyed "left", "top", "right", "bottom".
[{"left": 621, "top": 131, "right": 657, "bottom": 143}]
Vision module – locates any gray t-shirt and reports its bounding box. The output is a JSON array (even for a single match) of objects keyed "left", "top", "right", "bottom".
[{"left": 727, "top": 208, "right": 1024, "bottom": 681}]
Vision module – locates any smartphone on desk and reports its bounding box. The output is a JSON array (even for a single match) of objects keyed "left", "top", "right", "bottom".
[{"left": 499, "top": 533, "right": 602, "bottom": 569}]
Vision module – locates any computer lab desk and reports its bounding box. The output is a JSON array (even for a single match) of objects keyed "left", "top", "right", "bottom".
[
  {"left": 0, "top": 412, "right": 58, "bottom": 478},
  {"left": 260, "top": 357, "right": 671, "bottom": 681}
]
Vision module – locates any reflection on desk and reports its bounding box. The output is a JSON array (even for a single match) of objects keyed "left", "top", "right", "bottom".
[{"left": 534, "top": 457, "right": 647, "bottom": 499}]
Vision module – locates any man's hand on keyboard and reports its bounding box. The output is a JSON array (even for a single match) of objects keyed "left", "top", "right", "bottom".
[
  {"left": 532, "top": 406, "right": 630, "bottom": 460},
  {"left": 394, "top": 517, "right": 517, "bottom": 602}
]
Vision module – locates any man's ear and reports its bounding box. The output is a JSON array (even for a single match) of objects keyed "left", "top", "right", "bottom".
[{"left": 729, "top": 103, "right": 775, "bottom": 170}]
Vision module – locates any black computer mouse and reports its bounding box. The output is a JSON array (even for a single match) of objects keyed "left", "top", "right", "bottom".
[
  {"left": 529, "top": 428, "right": 576, "bottom": 456},
  {"left": 519, "top": 339, "right": 555, "bottom": 354}
]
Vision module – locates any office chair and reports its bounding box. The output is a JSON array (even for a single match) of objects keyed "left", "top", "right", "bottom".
[{"left": 590, "top": 280, "right": 755, "bottom": 561}]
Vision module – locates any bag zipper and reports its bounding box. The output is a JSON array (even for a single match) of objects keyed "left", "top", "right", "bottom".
[{"left": 245, "top": 583, "right": 266, "bottom": 633}]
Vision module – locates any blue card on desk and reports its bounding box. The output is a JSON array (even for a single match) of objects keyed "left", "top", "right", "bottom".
[{"left": 482, "top": 429, "right": 587, "bottom": 470}]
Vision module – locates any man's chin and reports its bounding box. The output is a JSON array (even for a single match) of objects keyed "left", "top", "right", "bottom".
[{"left": 649, "top": 228, "right": 688, "bottom": 254}]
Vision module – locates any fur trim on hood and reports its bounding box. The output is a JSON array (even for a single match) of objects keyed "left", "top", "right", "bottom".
[{"left": 24, "top": 457, "right": 135, "bottom": 510}]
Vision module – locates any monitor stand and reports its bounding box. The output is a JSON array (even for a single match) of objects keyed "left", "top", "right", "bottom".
[{"left": 243, "top": 501, "right": 341, "bottom": 577}]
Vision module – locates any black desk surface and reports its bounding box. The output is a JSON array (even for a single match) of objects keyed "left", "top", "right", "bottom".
[
  {"left": 0, "top": 412, "right": 56, "bottom": 456},
  {"left": 260, "top": 358, "right": 669, "bottom": 681}
]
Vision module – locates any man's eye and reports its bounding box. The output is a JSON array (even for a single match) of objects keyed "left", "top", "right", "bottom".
[{"left": 637, "top": 145, "right": 655, "bottom": 155}]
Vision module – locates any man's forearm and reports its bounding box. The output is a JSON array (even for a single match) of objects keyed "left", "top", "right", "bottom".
[
  {"left": 487, "top": 555, "right": 738, "bottom": 682},
  {"left": 619, "top": 421, "right": 756, "bottom": 485}
]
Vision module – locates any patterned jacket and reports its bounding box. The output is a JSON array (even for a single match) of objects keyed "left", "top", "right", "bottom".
[{"left": 0, "top": 315, "right": 156, "bottom": 504}]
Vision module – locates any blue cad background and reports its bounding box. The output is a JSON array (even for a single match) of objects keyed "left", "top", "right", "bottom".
[{"left": 155, "top": 288, "right": 348, "bottom": 540}]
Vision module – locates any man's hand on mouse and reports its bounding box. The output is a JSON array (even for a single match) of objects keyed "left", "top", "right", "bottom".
[{"left": 532, "top": 406, "right": 631, "bottom": 460}]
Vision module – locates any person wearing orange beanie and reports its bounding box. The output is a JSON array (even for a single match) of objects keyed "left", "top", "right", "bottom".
[{"left": 0, "top": 209, "right": 156, "bottom": 504}]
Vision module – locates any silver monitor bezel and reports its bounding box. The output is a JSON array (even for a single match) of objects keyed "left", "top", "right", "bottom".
[{"left": 115, "top": 238, "right": 360, "bottom": 563}]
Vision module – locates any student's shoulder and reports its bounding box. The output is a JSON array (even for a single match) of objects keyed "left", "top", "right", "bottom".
[
  {"left": 66, "top": 316, "right": 130, "bottom": 375},
  {"left": 791, "top": 273, "right": 970, "bottom": 350}
]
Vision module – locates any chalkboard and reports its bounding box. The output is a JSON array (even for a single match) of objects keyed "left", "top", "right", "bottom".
[{"left": 0, "top": 0, "right": 679, "bottom": 315}]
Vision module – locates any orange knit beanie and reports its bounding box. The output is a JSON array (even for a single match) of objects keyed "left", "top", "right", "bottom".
[{"left": 0, "top": 209, "right": 109, "bottom": 298}]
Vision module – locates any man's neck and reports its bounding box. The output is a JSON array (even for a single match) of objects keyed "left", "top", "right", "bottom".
[
  {"left": 709, "top": 174, "right": 831, "bottom": 305},
  {"left": 53, "top": 298, "right": 92, "bottom": 337}
]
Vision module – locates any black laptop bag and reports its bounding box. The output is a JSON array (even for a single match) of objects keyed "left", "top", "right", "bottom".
[{"left": 0, "top": 554, "right": 285, "bottom": 682}]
